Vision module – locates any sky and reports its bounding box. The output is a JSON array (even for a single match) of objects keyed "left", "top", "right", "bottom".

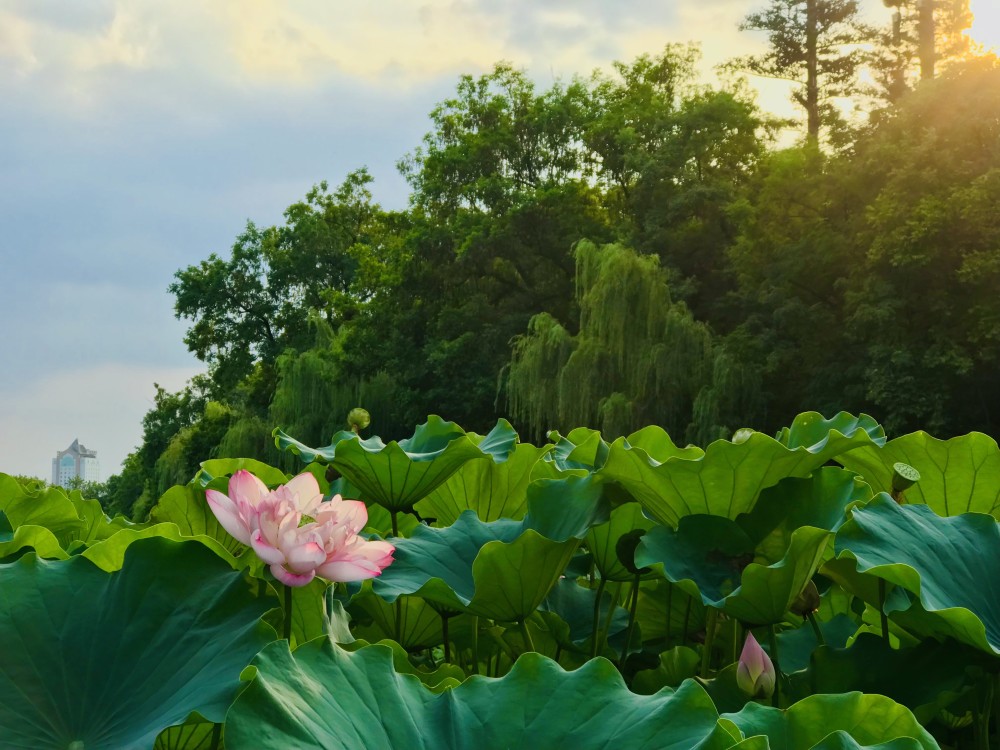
[{"left": 0, "top": 0, "right": 996, "bottom": 482}]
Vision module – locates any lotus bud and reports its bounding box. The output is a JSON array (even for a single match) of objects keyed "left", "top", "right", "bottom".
[
  {"left": 736, "top": 632, "right": 775, "bottom": 699},
  {"left": 347, "top": 408, "right": 371, "bottom": 434},
  {"left": 790, "top": 580, "right": 820, "bottom": 616}
]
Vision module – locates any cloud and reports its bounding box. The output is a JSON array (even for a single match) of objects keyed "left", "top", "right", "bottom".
[
  {"left": 3, "top": 0, "right": 879, "bottom": 482},
  {"left": 0, "top": 363, "right": 202, "bottom": 481}
]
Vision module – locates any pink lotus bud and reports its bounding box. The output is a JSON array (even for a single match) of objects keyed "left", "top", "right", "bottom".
[{"left": 736, "top": 632, "right": 775, "bottom": 699}]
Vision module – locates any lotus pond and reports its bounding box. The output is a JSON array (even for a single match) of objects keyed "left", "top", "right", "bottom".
[{"left": 1, "top": 411, "right": 998, "bottom": 749}]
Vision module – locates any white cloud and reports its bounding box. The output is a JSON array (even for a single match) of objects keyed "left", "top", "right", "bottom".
[
  {"left": 0, "top": 363, "right": 203, "bottom": 482},
  {"left": 0, "top": 10, "right": 40, "bottom": 74}
]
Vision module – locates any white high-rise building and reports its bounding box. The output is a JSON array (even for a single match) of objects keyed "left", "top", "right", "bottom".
[{"left": 52, "top": 439, "right": 100, "bottom": 486}]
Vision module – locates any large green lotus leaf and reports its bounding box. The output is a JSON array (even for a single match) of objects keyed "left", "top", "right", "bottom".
[
  {"left": 774, "top": 614, "right": 859, "bottom": 673},
  {"left": 537, "top": 576, "right": 629, "bottom": 652},
  {"left": 521, "top": 473, "right": 609, "bottom": 540},
  {"left": 720, "top": 692, "right": 938, "bottom": 750},
  {"left": 601, "top": 412, "right": 885, "bottom": 527},
  {"left": 150, "top": 484, "right": 244, "bottom": 556},
  {"left": 68, "top": 492, "right": 138, "bottom": 543},
  {"left": 224, "top": 640, "right": 743, "bottom": 750},
  {"left": 0, "top": 537, "right": 276, "bottom": 750},
  {"left": 832, "top": 496, "right": 1000, "bottom": 656},
  {"left": 349, "top": 589, "right": 445, "bottom": 650},
  {"left": 635, "top": 578, "right": 707, "bottom": 645},
  {"left": 586, "top": 502, "right": 656, "bottom": 582},
  {"left": 81, "top": 522, "right": 237, "bottom": 572},
  {"left": 414, "top": 442, "right": 551, "bottom": 525},
  {"left": 339, "top": 639, "right": 465, "bottom": 692},
  {"left": 532, "top": 427, "right": 613, "bottom": 478},
  {"left": 275, "top": 417, "right": 517, "bottom": 512},
  {"left": 637, "top": 515, "right": 831, "bottom": 625},
  {"left": 0, "top": 474, "right": 84, "bottom": 542},
  {"left": 632, "top": 646, "right": 701, "bottom": 694},
  {"left": 0, "top": 513, "right": 67, "bottom": 560},
  {"left": 372, "top": 513, "right": 579, "bottom": 621},
  {"left": 373, "top": 476, "right": 606, "bottom": 621},
  {"left": 738, "top": 469, "right": 873, "bottom": 560},
  {"left": 279, "top": 579, "right": 354, "bottom": 649},
  {"left": 154, "top": 715, "right": 220, "bottom": 750},
  {"left": 785, "top": 634, "right": 979, "bottom": 724},
  {"left": 193, "top": 457, "right": 289, "bottom": 487},
  {"left": 838, "top": 432, "right": 1000, "bottom": 518}
]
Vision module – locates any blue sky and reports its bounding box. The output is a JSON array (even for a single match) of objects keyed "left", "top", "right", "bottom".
[{"left": 1, "top": 0, "right": 994, "bottom": 481}]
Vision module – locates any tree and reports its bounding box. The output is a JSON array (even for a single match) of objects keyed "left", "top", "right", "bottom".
[
  {"left": 169, "top": 170, "right": 383, "bottom": 392},
  {"left": 869, "top": 0, "right": 974, "bottom": 103},
  {"left": 506, "top": 241, "right": 761, "bottom": 444},
  {"left": 733, "top": 0, "right": 873, "bottom": 143},
  {"left": 584, "top": 47, "right": 775, "bottom": 322},
  {"left": 844, "top": 57, "right": 1000, "bottom": 434}
]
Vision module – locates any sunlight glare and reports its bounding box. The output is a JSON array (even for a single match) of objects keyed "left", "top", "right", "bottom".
[{"left": 969, "top": 0, "right": 1000, "bottom": 52}]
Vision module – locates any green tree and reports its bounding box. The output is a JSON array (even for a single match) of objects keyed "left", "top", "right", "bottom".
[
  {"left": 506, "top": 241, "right": 761, "bottom": 444},
  {"left": 733, "top": 0, "right": 873, "bottom": 143},
  {"left": 844, "top": 56, "right": 1000, "bottom": 434},
  {"left": 869, "top": 0, "right": 974, "bottom": 103},
  {"left": 169, "top": 170, "right": 383, "bottom": 392},
  {"left": 584, "top": 47, "right": 775, "bottom": 322}
]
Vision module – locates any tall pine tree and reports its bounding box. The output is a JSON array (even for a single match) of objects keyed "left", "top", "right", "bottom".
[{"left": 733, "top": 0, "right": 872, "bottom": 143}]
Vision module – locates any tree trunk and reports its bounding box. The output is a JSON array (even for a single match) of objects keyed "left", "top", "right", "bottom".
[
  {"left": 806, "top": 0, "right": 820, "bottom": 142},
  {"left": 919, "top": 0, "right": 936, "bottom": 79}
]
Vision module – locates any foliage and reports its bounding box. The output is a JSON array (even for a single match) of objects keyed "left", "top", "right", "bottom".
[
  {"left": 731, "top": 0, "right": 873, "bottom": 142},
  {"left": 6, "top": 409, "right": 1000, "bottom": 747}
]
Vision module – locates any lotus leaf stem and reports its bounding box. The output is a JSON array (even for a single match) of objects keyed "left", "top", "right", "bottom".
[
  {"left": 619, "top": 573, "right": 641, "bottom": 669},
  {"left": 283, "top": 584, "right": 293, "bottom": 643},
  {"left": 807, "top": 611, "right": 825, "bottom": 646},
  {"left": 878, "top": 579, "right": 889, "bottom": 641},
  {"left": 520, "top": 619, "right": 535, "bottom": 655},
  {"left": 471, "top": 616, "right": 480, "bottom": 674},
  {"left": 700, "top": 607, "right": 718, "bottom": 678},
  {"left": 665, "top": 583, "right": 673, "bottom": 646},
  {"left": 210, "top": 723, "right": 222, "bottom": 750},
  {"left": 768, "top": 625, "right": 782, "bottom": 707},
  {"left": 591, "top": 577, "right": 607, "bottom": 658},
  {"left": 441, "top": 613, "right": 451, "bottom": 663}
]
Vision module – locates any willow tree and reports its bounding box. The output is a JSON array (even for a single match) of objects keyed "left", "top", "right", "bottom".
[{"left": 505, "top": 241, "right": 760, "bottom": 444}]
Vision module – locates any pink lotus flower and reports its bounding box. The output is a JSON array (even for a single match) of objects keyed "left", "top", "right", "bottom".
[
  {"left": 313, "top": 496, "right": 395, "bottom": 583},
  {"left": 206, "top": 471, "right": 394, "bottom": 587},
  {"left": 736, "top": 632, "right": 776, "bottom": 699},
  {"left": 205, "top": 470, "right": 323, "bottom": 546}
]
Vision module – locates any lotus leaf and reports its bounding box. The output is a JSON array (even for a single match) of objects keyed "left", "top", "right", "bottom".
[
  {"left": 601, "top": 412, "right": 884, "bottom": 527},
  {"left": 838, "top": 432, "right": 1000, "bottom": 517},
  {"left": 831, "top": 496, "right": 1000, "bottom": 656},
  {"left": 0, "top": 537, "right": 276, "bottom": 750},
  {"left": 224, "top": 640, "right": 741, "bottom": 749},
  {"left": 721, "top": 691, "right": 938, "bottom": 750},
  {"left": 415, "top": 441, "right": 551, "bottom": 524},
  {"left": 275, "top": 417, "right": 518, "bottom": 512}
]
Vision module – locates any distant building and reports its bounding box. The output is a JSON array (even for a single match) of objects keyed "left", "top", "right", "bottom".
[{"left": 52, "top": 439, "right": 100, "bottom": 486}]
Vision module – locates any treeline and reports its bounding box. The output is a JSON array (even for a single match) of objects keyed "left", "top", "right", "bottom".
[{"left": 101, "top": 0, "right": 1000, "bottom": 518}]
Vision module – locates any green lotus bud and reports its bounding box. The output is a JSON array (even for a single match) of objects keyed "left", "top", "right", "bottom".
[
  {"left": 347, "top": 408, "right": 371, "bottom": 433},
  {"left": 790, "top": 580, "right": 820, "bottom": 616},
  {"left": 891, "top": 462, "right": 920, "bottom": 494},
  {"left": 736, "top": 632, "right": 775, "bottom": 699}
]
